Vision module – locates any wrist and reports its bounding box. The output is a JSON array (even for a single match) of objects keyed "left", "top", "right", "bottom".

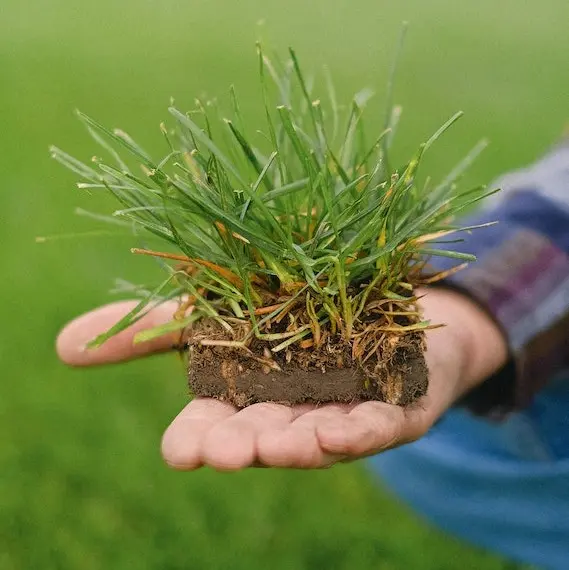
[{"left": 418, "top": 287, "right": 508, "bottom": 406}]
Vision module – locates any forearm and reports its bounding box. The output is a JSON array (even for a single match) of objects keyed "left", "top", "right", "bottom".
[{"left": 426, "top": 143, "right": 569, "bottom": 415}]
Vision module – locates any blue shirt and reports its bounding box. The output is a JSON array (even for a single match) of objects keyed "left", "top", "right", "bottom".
[{"left": 368, "top": 374, "right": 569, "bottom": 569}]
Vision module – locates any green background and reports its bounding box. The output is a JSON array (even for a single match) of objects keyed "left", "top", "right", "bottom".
[{"left": 2, "top": 0, "right": 567, "bottom": 568}]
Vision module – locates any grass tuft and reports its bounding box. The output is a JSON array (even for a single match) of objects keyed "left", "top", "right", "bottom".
[{"left": 51, "top": 44, "right": 494, "bottom": 352}]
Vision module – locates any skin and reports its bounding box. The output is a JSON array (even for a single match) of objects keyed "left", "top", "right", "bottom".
[{"left": 56, "top": 288, "right": 507, "bottom": 471}]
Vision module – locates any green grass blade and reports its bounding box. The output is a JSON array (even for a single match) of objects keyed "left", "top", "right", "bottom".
[
  {"left": 421, "top": 248, "right": 477, "bottom": 261},
  {"left": 76, "top": 110, "right": 156, "bottom": 168},
  {"left": 168, "top": 107, "right": 247, "bottom": 187},
  {"left": 424, "top": 111, "right": 464, "bottom": 152},
  {"left": 86, "top": 279, "right": 181, "bottom": 348},
  {"left": 133, "top": 311, "right": 200, "bottom": 344}
]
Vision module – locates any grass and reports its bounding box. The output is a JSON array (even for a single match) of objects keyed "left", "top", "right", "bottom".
[
  {"left": 51, "top": 41, "right": 493, "bottom": 402},
  {"left": 2, "top": 0, "right": 566, "bottom": 568}
]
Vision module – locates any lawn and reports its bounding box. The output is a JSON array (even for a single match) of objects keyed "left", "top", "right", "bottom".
[{"left": 2, "top": 0, "right": 567, "bottom": 568}]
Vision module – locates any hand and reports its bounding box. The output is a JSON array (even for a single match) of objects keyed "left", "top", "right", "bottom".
[{"left": 56, "top": 289, "right": 507, "bottom": 470}]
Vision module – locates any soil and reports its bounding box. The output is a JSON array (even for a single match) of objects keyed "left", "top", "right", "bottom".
[{"left": 187, "top": 320, "right": 428, "bottom": 408}]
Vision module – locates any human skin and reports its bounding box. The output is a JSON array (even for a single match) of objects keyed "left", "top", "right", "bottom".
[{"left": 56, "top": 288, "right": 507, "bottom": 471}]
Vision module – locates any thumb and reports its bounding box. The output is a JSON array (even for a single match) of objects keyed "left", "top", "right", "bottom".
[{"left": 56, "top": 300, "right": 181, "bottom": 366}]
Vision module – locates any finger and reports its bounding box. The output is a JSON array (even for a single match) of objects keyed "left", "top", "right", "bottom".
[
  {"left": 316, "top": 401, "right": 408, "bottom": 457},
  {"left": 56, "top": 300, "right": 182, "bottom": 366},
  {"left": 257, "top": 405, "right": 351, "bottom": 468},
  {"left": 161, "top": 398, "right": 237, "bottom": 470},
  {"left": 201, "top": 402, "right": 307, "bottom": 471}
]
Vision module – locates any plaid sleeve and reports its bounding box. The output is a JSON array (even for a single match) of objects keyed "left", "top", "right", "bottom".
[{"left": 429, "top": 142, "right": 569, "bottom": 416}]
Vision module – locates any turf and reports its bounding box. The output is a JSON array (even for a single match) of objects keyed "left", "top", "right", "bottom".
[{"left": 2, "top": 0, "right": 566, "bottom": 568}]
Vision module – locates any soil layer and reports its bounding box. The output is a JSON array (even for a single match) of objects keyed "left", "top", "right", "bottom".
[{"left": 187, "top": 321, "right": 428, "bottom": 408}]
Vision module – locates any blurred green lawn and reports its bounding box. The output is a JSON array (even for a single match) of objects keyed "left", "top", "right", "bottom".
[{"left": 2, "top": 0, "right": 567, "bottom": 568}]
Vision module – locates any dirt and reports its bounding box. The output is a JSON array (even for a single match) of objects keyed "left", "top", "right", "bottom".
[{"left": 187, "top": 320, "right": 428, "bottom": 408}]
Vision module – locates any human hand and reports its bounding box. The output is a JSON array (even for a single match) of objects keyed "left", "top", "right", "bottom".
[{"left": 56, "top": 288, "right": 506, "bottom": 470}]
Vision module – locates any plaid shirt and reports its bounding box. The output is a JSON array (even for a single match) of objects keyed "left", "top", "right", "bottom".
[{"left": 431, "top": 143, "right": 569, "bottom": 416}]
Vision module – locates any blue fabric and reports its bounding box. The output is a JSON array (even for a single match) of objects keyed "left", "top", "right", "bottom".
[
  {"left": 431, "top": 190, "right": 569, "bottom": 274},
  {"left": 367, "top": 375, "right": 569, "bottom": 569},
  {"left": 500, "top": 191, "right": 569, "bottom": 253}
]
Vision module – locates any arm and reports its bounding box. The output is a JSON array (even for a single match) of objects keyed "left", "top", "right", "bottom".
[{"left": 429, "top": 142, "right": 569, "bottom": 416}]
